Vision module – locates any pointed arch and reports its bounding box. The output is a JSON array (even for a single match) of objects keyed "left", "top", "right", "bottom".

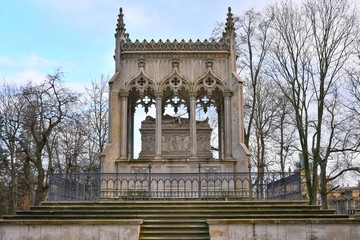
[
  {"left": 195, "top": 69, "right": 225, "bottom": 109},
  {"left": 160, "top": 68, "right": 191, "bottom": 93},
  {"left": 195, "top": 69, "right": 225, "bottom": 93},
  {"left": 125, "top": 69, "right": 157, "bottom": 93}
]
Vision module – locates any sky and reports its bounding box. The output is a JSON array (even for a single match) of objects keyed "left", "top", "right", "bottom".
[{"left": 0, "top": 0, "right": 280, "bottom": 89}]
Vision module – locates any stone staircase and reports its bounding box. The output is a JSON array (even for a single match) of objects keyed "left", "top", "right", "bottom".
[{"left": 1, "top": 201, "right": 352, "bottom": 240}]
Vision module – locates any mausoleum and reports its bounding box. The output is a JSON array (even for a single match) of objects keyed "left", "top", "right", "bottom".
[{"left": 101, "top": 7, "right": 251, "bottom": 175}]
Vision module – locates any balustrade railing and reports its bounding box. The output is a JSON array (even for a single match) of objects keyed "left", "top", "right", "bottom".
[{"left": 48, "top": 167, "right": 302, "bottom": 201}]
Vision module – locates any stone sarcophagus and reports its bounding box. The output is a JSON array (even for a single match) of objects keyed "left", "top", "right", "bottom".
[{"left": 139, "top": 115, "right": 213, "bottom": 160}]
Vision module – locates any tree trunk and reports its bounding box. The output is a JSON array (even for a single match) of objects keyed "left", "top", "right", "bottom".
[
  {"left": 320, "top": 162, "right": 328, "bottom": 209},
  {"left": 34, "top": 167, "right": 46, "bottom": 206},
  {"left": 10, "top": 142, "right": 16, "bottom": 214}
]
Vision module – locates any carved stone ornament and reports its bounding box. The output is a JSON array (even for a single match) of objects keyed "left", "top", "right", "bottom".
[
  {"left": 120, "top": 39, "right": 230, "bottom": 52},
  {"left": 139, "top": 115, "right": 213, "bottom": 160}
]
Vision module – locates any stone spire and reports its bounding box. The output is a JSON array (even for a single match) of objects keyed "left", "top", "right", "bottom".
[
  {"left": 115, "top": 8, "right": 129, "bottom": 40},
  {"left": 223, "top": 7, "right": 235, "bottom": 38}
]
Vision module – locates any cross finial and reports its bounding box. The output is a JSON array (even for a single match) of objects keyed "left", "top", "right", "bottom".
[{"left": 115, "top": 8, "right": 129, "bottom": 40}]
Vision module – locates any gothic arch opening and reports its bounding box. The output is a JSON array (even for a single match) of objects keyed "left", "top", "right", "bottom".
[
  {"left": 127, "top": 74, "right": 156, "bottom": 159},
  {"left": 196, "top": 86, "right": 224, "bottom": 160}
]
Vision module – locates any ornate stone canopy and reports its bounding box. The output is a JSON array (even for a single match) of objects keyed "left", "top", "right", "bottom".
[{"left": 101, "top": 7, "right": 250, "bottom": 174}]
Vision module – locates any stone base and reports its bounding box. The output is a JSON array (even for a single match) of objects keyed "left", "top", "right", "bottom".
[
  {"left": 207, "top": 219, "right": 360, "bottom": 240},
  {"left": 116, "top": 159, "right": 236, "bottom": 173},
  {"left": 0, "top": 220, "right": 142, "bottom": 240}
]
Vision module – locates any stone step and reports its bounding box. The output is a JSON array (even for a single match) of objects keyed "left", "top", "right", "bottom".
[
  {"left": 140, "top": 230, "right": 209, "bottom": 235},
  {"left": 17, "top": 207, "right": 333, "bottom": 214},
  {"left": 139, "top": 237, "right": 210, "bottom": 240},
  {"left": 14, "top": 202, "right": 334, "bottom": 210},
  {"left": 139, "top": 219, "right": 209, "bottom": 240},
  {"left": 30, "top": 201, "right": 324, "bottom": 213},
  {"left": 40, "top": 200, "right": 312, "bottom": 207},
  {"left": 2, "top": 213, "right": 350, "bottom": 220},
  {"left": 5, "top": 199, "right": 349, "bottom": 222},
  {"left": 141, "top": 226, "right": 208, "bottom": 230},
  {"left": 31, "top": 204, "right": 322, "bottom": 211},
  {"left": 140, "top": 236, "right": 210, "bottom": 240}
]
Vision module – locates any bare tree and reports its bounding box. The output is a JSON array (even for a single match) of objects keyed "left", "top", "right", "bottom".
[
  {"left": 18, "top": 71, "right": 79, "bottom": 205},
  {"left": 266, "top": 0, "right": 360, "bottom": 206},
  {"left": 81, "top": 76, "right": 109, "bottom": 172},
  {"left": 0, "top": 84, "right": 25, "bottom": 213},
  {"left": 83, "top": 77, "right": 109, "bottom": 154},
  {"left": 270, "top": 94, "right": 297, "bottom": 175},
  {"left": 48, "top": 116, "right": 88, "bottom": 173},
  {"left": 0, "top": 73, "right": 110, "bottom": 210},
  {"left": 235, "top": 9, "right": 272, "bottom": 148}
]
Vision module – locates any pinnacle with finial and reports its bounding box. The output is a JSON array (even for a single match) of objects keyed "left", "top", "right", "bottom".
[
  {"left": 115, "top": 7, "right": 128, "bottom": 39},
  {"left": 225, "top": 7, "right": 235, "bottom": 35}
]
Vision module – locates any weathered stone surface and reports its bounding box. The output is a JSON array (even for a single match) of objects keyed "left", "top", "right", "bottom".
[
  {"left": 286, "top": 224, "right": 307, "bottom": 239},
  {"left": 208, "top": 220, "right": 360, "bottom": 240},
  {"left": 308, "top": 224, "right": 326, "bottom": 240},
  {"left": 348, "top": 224, "right": 360, "bottom": 240},
  {"left": 229, "top": 224, "right": 248, "bottom": 240},
  {"left": 0, "top": 225, "right": 20, "bottom": 240},
  {"left": 19, "top": 225, "right": 41, "bottom": 240},
  {"left": 41, "top": 225, "right": 62, "bottom": 240},
  {"left": 79, "top": 225, "right": 96, "bottom": 240},
  {"left": 62, "top": 225, "right": 80, "bottom": 240},
  {"left": 209, "top": 224, "right": 228, "bottom": 240},
  {"left": 119, "top": 225, "right": 140, "bottom": 240},
  {"left": 99, "top": 225, "right": 118, "bottom": 240},
  {"left": 257, "top": 224, "right": 278, "bottom": 240},
  {"left": 0, "top": 222, "right": 141, "bottom": 240}
]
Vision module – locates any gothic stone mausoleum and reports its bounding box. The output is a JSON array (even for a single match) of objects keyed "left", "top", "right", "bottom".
[{"left": 101, "top": 8, "right": 250, "bottom": 175}]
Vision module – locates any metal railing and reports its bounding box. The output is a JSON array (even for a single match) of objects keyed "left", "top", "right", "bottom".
[{"left": 48, "top": 167, "right": 302, "bottom": 201}]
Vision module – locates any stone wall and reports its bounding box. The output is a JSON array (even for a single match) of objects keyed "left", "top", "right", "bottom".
[
  {"left": 0, "top": 220, "right": 142, "bottom": 240},
  {"left": 207, "top": 219, "right": 360, "bottom": 240}
]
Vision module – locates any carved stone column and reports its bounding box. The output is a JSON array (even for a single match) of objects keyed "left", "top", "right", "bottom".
[
  {"left": 128, "top": 106, "right": 136, "bottom": 159},
  {"left": 155, "top": 92, "right": 163, "bottom": 159},
  {"left": 189, "top": 92, "right": 197, "bottom": 159},
  {"left": 119, "top": 91, "right": 129, "bottom": 160},
  {"left": 223, "top": 91, "right": 232, "bottom": 159},
  {"left": 217, "top": 109, "right": 223, "bottom": 160}
]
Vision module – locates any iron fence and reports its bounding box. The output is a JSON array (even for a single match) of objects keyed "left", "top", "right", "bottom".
[{"left": 48, "top": 167, "right": 301, "bottom": 201}]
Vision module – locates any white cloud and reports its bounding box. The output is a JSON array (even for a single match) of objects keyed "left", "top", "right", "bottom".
[
  {"left": 1, "top": 69, "right": 46, "bottom": 85},
  {"left": 0, "top": 54, "right": 77, "bottom": 85},
  {"left": 0, "top": 56, "right": 18, "bottom": 67},
  {"left": 0, "top": 54, "right": 58, "bottom": 69}
]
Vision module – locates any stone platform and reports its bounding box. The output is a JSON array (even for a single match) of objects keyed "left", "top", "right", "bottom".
[{"left": 1, "top": 201, "right": 360, "bottom": 240}]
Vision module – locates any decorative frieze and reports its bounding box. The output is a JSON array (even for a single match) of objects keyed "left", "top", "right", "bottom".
[{"left": 120, "top": 39, "right": 230, "bottom": 52}]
